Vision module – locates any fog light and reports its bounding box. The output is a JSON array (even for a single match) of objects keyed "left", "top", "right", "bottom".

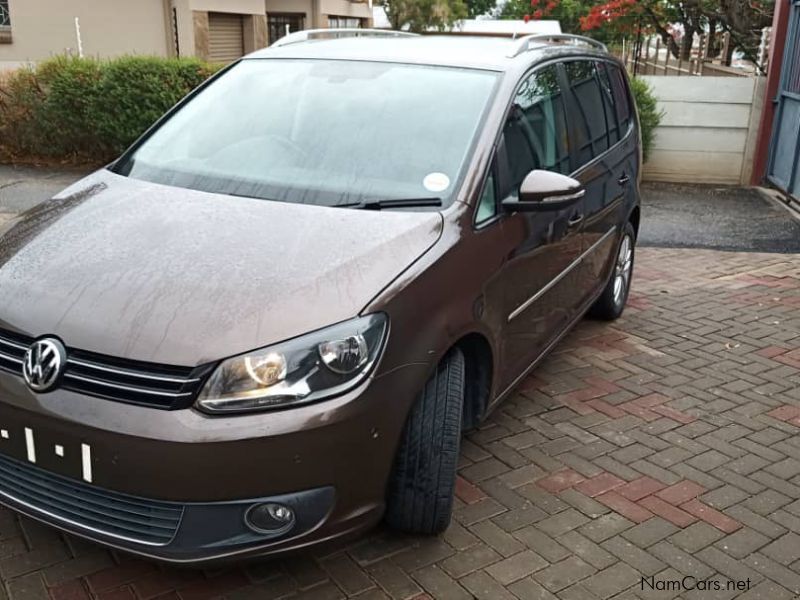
[{"left": 245, "top": 502, "right": 296, "bottom": 535}]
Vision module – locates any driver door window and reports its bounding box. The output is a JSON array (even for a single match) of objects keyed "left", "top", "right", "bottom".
[{"left": 503, "top": 64, "right": 571, "bottom": 196}]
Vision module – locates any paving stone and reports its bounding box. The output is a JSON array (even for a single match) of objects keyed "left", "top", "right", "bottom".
[
  {"left": 512, "top": 527, "right": 570, "bottom": 563},
  {"left": 622, "top": 518, "right": 680, "bottom": 548},
  {"left": 439, "top": 544, "right": 501, "bottom": 579},
  {"left": 699, "top": 485, "right": 750, "bottom": 510},
  {"left": 578, "top": 513, "right": 635, "bottom": 543},
  {"left": 484, "top": 550, "right": 548, "bottom": 585},
  {"left": 655, "top": 481, "right": 705, "bottom": 505},
  {"left": 714, "top": 527, "right": 771, "bottom": 559},
  {"left": 761, "top": 532, "right": 800, "bottom": 566},
  {"left": 601, "top": 536, "right": 665, "bottom": 576},
  {"left": 638, "top": 497, "right": 697, "bottom": 528},
  {"left": 582, "top": 562, "right": 640, "bottom": 599},
  {"left": 668, "top": 521, "right": 726, "bottom": 553},
  {"left": 533, "top": 557, "right": 596, "bottom": 593},
  {"left": 536, "top": 509, "right": 590, "bottom": 537}
]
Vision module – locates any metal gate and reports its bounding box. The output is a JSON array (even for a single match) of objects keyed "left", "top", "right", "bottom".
[{"left": 768, "top": 0, "right": 800, "bottom": 198}]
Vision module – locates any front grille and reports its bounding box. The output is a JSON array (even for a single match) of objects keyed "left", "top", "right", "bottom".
[
  {"left": 0, "top": 452, "right": 183, "bottom": 546},
  {"left": 0, "top": 330, "right": 211, "bottom": 410}
]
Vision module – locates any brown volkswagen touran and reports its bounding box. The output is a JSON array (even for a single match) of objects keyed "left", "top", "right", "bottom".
[{"left": 0, "top": 31, "right": 641, "bottom": 563}]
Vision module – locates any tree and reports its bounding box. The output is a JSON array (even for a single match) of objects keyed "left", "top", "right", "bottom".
[
  {"left": 466, "top": 0, "right": 496, "bottom": 18},
  {"left": 381, "top": 0, "right": 468, "bottom": 32},
  {"left": 579, "top": 0, "right": 774, "bottom": 66},
  {"left": 501, "top": 0, "right": 590, "bottom": 33}
]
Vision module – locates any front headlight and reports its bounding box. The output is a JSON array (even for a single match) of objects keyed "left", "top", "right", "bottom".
[{"left": 196, "top": 314, "right": 388, "bottom": 414}]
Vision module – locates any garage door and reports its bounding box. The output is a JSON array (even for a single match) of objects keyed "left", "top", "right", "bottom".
[{"left": 208, "top": 13, "right": 244, "bottom": 62}]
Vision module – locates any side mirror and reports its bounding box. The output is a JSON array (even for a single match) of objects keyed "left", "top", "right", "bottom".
[{"left": 502, "top": 170, "right": 585, "bottom": 213}]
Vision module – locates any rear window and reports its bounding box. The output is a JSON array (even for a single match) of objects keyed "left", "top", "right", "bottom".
[
  {"left": 565, "top": 61, "right": 609, "bottom": 164},
  {"left": 115, "top": 59, "right": 499, "bottom": 209}
]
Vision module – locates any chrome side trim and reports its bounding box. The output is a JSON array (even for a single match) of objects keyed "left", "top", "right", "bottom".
[
  {"left": 62, "top": 373, "right": 193, "bottom": 398},
  {"left": 507, "top": 225, "right": 617, "bottom": 322},
  {"left": 66, "top": 358, "right": 200, "bottom": 384}
]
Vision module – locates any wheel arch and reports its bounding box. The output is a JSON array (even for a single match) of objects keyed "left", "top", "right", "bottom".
[
  {"left": 451, "top": 331, "right": 494, "bottom": 431},
  {"left": 628, "top": 204, "right": 641, "bottom": 239}
]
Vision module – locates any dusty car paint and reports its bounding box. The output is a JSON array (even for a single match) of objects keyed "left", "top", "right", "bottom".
[{"left": 0, "top": 35, "right": 640, "bottom": 563}]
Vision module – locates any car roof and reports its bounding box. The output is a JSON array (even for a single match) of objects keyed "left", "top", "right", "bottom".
[{"left": 246, "top": 35, "right": 609, "bottom": 72}]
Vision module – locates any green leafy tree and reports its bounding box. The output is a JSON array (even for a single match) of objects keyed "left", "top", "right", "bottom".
[
  {"left": 381, "top": 0, "right": 468, "bottom": 32},
  {"left": 466, "top": 0, "right": 496, "bottom": 18},
  {"left": 500, "top": 0, "right": 589, "bottom": 34}
]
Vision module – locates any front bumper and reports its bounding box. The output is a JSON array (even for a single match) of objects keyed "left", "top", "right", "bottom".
[{"left": 0, "top": 362, "right": 429, "bottom": 563}]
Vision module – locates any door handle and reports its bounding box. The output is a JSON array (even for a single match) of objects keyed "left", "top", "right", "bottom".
[
  {"left": 567, "top": 213, "right": 584, "bottom": 227},
  {"left": 618, "top": 174, "right": 631, "bottom": 186}
]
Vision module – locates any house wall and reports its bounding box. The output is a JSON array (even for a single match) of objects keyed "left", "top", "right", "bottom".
[
  {"left": 265, "top": 0, "right": 314, "bottom": 27},
  {"left": 641, "top": 76, "right": 765, "bottom": 185},
  {"left": 173, "top": 0, "right": 267, "bottom": 60},
  {"left": 319, "top": 0, "right": 372, "bottom": 23},
  {"left": 0, "top": 0, "right": 170, "bottom": 69}
]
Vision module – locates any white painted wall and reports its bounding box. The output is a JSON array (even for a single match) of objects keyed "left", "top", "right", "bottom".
[{"left": 641, "top": 76, "right": 764, "bottom": 185}]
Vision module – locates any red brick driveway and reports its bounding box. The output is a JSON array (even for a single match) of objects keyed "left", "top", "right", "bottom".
[{"left": 2, "top": 247, "right": 799, "bottom": 600}]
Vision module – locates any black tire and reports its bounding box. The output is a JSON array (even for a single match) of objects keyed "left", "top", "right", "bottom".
[
  {"left": 589, "top": 221, "right": 636, "bottom": 321},
  {"left": 385, "top": 348, "right": 465, "bottom": 535}
]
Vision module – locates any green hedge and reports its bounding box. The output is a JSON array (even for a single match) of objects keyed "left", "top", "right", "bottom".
[
  {"left": 629, "top": 77, "right": 663, "bottom": 164},
  {"left": 0, "top": 55, "right": 221, "bottom": 163}
]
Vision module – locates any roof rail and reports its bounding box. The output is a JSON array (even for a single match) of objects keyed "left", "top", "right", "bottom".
[
  {"left": 507, "top": 33, "right": 608, "bottom": 58},
  {"left": 271, "top": 28, "right": 418, "bottom": 48}
]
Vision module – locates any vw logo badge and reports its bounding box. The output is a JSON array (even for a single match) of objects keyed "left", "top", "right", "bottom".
[{"left": 22, "top": 338, "right": 67, "bottom": 393}]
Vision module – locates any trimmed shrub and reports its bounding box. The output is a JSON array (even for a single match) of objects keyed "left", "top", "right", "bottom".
[
  {"left": 0, "top": 55, "right": 221, "bottom": 163},
  {"left": 629, "top": 77, "right": 663, "bottom": 163},
  {"left": 91, "top": 57, "right": 219, "bottom": 155}
]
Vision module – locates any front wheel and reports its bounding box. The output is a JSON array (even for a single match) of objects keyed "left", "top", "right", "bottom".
[
  {"left": 384, "top": 348, "right": 465, "bottom": 535},
  {"left": 589, "top": 222, "right": 635, "bottom": 321}
]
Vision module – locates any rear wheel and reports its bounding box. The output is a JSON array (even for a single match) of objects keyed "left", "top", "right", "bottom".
[
  {"left": 590, "top": 221, "right": 635, "bottom": 320},
  {"left": 385, "top": 348, "right": 465, "bottom": 535}
]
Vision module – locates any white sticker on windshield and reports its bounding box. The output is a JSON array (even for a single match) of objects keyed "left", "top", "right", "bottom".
[{"left": 423, "top": 172, "right": 451, "bottom": 193}]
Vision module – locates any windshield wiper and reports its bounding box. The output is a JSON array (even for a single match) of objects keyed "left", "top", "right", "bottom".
[{"left": 337, "top": 197, "right": 443, "bottom": 210}]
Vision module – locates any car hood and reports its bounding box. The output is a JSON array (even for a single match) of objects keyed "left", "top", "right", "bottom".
[{"left": 0, "top": 171, "right": 443, "bottom": 366}]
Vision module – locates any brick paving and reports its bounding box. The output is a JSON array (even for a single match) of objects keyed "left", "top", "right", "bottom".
[{"left": 1, "top": 246, "right": 799, "bottom": 599}]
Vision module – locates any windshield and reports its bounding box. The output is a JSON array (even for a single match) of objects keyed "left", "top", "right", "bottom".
[{"left": 115, "top": 59, "right": 499, "bottom": 208}]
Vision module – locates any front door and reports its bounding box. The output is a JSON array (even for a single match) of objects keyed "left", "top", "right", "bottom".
[{"left": 496, "top": 64, "right": 585, "bottom": 390}]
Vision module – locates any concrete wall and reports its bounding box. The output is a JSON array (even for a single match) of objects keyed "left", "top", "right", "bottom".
[
  {"left": 641, "top": 76, "right": 766, "bottom": 185},
  {"left": 0, "top": 0, "right": 170, "bottom": 69}
]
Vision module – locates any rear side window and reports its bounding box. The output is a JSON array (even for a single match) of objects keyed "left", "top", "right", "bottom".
[
  {"left": 503, "top": 64, "right": 571, "bottom": 195},
  {"left": 565, "top": 61, "right": 609, "bottom": 165},
  {"left": 596, "top": 62, "right": 622, "bottom": 145},
  {"left": 607, "top": 63, "right": 633, "bottom": 136}
]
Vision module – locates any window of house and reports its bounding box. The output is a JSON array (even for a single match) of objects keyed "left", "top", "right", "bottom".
[
  {"left": 0, "top": 0, "right": 10, "bottom": 27},
  {"left": 0, "top": 0, "right": 11, "bottom": 43},
  {"left": 565, "top": 61, "right": 610, "bottom": 166},
  {"left": 503, "top": 64, "right": 571, "bottom": 198},
  {"left": 328, "top": 16, "right": 362, "bottom": 28},
  {"left": 268, "top": 13, "right": 305, "bottom": 45}
]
